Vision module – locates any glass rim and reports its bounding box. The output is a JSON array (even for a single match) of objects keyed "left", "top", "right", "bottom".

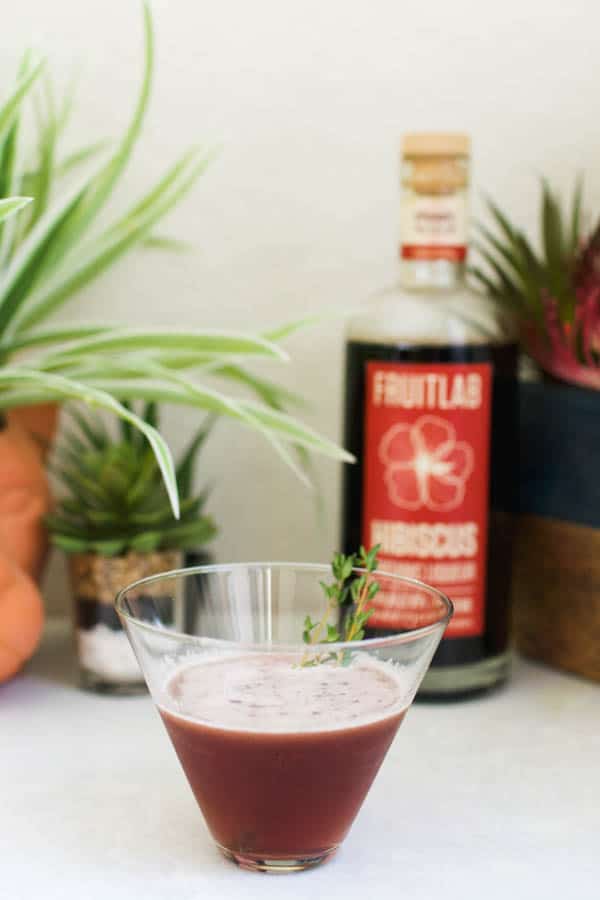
[{"left": 114, "top": 561, "right": 454, "bottom": 652}]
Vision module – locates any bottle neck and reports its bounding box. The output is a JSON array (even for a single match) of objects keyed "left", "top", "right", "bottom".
[
  {"left": 399, "top": 155, "right": 469, "bottom": 292},
  {"left": 399, "top": 255, "right": 466, "bottom": 291}
]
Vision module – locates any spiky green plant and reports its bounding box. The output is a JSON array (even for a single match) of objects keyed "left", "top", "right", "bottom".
[
  {"left": 47, "top": 405, "right": 216, "bottom": 556},
  {"left": 472, "top": 180, "right": 600, "bottom": 390},
  {"left": 0, "top": 3, "right": 352, "bottom": 517}
]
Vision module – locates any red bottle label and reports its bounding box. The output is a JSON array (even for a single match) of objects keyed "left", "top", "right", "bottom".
[
  {"left": 362, "top": 361, "right": 492, "bottom": 638},
  {"left": 401, "top": 244, "right": 467, "bottom": 262}
]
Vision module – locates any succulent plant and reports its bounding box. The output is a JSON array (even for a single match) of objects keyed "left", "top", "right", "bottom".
[
  {"left": 471, "top": 181, "right": 600, "bottom": 390},
  {"left": 47, "top": 405, "right": 216, "bottom": 556}
]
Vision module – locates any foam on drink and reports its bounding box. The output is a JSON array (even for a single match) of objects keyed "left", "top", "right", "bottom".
[{"left": 161, "top": 654, "right": 406, "bottom": 733}]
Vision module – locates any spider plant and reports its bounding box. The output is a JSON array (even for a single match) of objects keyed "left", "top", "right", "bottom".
[{"left": 0, "top": 2, "right": 352, "bottom": 517}]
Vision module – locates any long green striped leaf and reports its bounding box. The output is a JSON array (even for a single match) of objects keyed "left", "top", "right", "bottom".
[
  {"left": 142, "top": 351, "right": 228, "bottom": 369},
  {"left": 147, "top": 351, "right": 307, "bottom": 407},
  {"left": 26, "top": 353, "right": 321, "bottom": 486},
  {"left": 0, "top": 60, "right": 45, "bottom": 145},
  {"left": 258, "top": 428, "right": 314, "bottom": 489},
  {"left": 142, "top": 234, "right": 191, "bottom": 252},
  {"left": 0, "top": 388, "right": 57, "bottom": 406},
  {"left": 89, "top": 146, "right": 206, "bottom": 245},
  {"left": 0, "top": 372, "right": 353, "bottom": 480},
  {"left": 14, "top": 150, "right": 210, "bottom": 331},
  {"left": 0, "top": 168, "right": 100, "bottom": 333},
  {"left": 36, "top": 329, "right": 289, "bottom": 365},
  {"left": 0, "top": 117, "right": 24, "bottom": 264},
  {"left": 0, "top": 118, "right": 21, "bottom": 202},
  {"left": 0, "top": 198, "right": 31, "bottom": 225},
  {"left": 20, "top": 141, "right": 110, "bottom": 196},
  {"left": 0, "top": 346, "right": 346, "bottom": 475},
  {"left": 76, "top": 374, "right": 354, "bottom": 463},
  {"left": 54, "top": 66, "right": 80, "bottom": 135},
  {"left": 0, "top": 367, "right": 179, "bottom": 517},
  {"left": 155, "top": 363, "right": 315, "bottom": 488},
  {"left": 0, "top": 324, "right": 110, "bottom": 356},
  {"left": 264, "top": 315, "right": 323, "bottom": 343},
  {"left": 168, "top": 354, "right": 306, "bottom": 408},
  {"left": 0, "top": 54, "right": 40, "bottom": 266},
  {"left": 37, "top": 357, "right": 180, "bottom": 377},
  {"left": 27, "top": 96, "right": 58, "bottom": 232},
  {"left": 58, "top": 140, "right": 111, "bottom": 177},
  {"left": 211, "top": 364, "right": 306, "bottom": 410}
]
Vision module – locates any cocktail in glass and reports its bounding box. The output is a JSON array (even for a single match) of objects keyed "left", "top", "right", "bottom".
[{"left": 116, "top": 563, "right": 452, "bottom": 872}]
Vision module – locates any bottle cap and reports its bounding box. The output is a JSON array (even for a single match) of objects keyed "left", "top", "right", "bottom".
[{"left": 402, "top": 133, "right": 470, "bottom": 158}]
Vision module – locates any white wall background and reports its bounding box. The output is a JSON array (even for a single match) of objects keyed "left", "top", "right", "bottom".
[{"left": 2, "top": 0, "right": 599, "bottom": 610}]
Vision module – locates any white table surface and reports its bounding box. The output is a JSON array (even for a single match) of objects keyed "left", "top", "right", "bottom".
[{"left": 2, "top": 618, "right": 599, "bottom": 900}]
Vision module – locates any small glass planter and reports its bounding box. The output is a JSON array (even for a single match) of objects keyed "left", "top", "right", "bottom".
[{"left": 69, "top": 549, "right": 182, "bottom": 693}]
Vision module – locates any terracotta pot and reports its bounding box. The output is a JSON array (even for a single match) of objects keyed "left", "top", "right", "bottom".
[
  {"left": 68, "top": 549, "right": 182, "bottom": 693},
  {"left": 7, "top": 403, "right": 60, "bottom": 460},
  {"left": 0, "top": 550, "right": 44, "bottom": 683},
  {"left": 0, "top": 420, "right": 52, "bottom": 581}
]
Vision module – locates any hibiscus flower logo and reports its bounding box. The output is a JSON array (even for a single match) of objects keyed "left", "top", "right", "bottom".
[{"left": 379, "top": 415, "right": 474, "bottom": 511}]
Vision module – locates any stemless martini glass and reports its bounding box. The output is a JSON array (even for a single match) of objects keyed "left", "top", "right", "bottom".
[{"left": 116, "top": 563, "right": 452, "bottom": 873}]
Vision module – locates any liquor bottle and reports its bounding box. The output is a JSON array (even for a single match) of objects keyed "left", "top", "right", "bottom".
[{"left": 341, "top": 133, "right": 518, "bottom": 699}]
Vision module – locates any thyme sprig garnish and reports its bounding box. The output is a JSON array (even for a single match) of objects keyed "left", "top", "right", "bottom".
[{"left": 301, "top": 545, "right": 381, "bottom": 666}]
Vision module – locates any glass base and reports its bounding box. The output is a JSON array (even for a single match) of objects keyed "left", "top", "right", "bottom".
[
  {"left": 217, "top": 843, "right": 338, "bottom": 872},
  {"left": 79, "top": 667, "right": 147, "bottom": 696},
  {"left": 417, "top": 652, "right": 510, "bottom": 701}
]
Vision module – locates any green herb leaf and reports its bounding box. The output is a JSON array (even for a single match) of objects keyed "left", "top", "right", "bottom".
[
  {"left": 301, "top": 545, "right": 380, "bottom": 665},
  {"left": 367, "top": 581, "right": 380, "bottom": 600}
]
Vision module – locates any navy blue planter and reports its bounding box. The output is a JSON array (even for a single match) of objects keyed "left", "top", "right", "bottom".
[
  {"left": 518, "top": 381, "right": 600, "bottom": 528},
  {"left": 513, "top": 380, "right": 600, "bottom": 681}
]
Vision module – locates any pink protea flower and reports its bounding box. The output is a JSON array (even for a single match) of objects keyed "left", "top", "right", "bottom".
[
  {"left": 524, "top": 288, "right": 600, "bottom": 390},
  {"left": 472, "top": 182, "right": 600, "bottom": 391}
]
